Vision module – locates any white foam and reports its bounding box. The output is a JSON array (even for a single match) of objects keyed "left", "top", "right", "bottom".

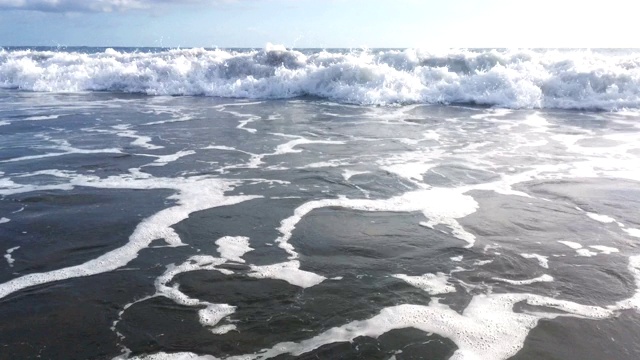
[
  {"left": 520, "top": 253, "right": 549, "bottom": 269},
  {"left": 557, "top": 241, "right": 582, "bottom": 250},
  {"left": 113, "top": 125, "right": 164, "bottom": 150},
  {"left": 121, "top": 352, "right": 219, "bottom": 360},
  {"left": 273, "top": 137, "right": 345, "bottom": 156},
  {"left": 210, "top": 324, "right": 237, "bottom": 335},
  {"left": 6, "top": 48, "right": 640, "bottom": 110},
  {"left": 586, "top": 212, "right": 617, "bottom": 223},
  {"left": 215, "top": 236, "right": 253, "bottom": 263},
  {"left": 623, "top": 228, "right": 640, "bottom": 238},
  {"left": 199, "top": 304, "right": 236, "bottom": 328},
  {"left": 249, "top": 260, "right": 326, "bottom": 288},
  {"left": 0, "top": 217, "right": 9, "bottom": 224},
  {"left": 203, "top": 145, "right": 240, "bottom": 151},
  {"left": 615, "top": 255, "right": 640, "bottom": 311},
  {"left": 450, "top": 256, "right": 463, "bottom": 262},
  {"left": 0, "top": 146, "right": 123, "bottom": 163},
  {"left": 473, "top": 259, "right": 493, "bottom": 266},
  {"left": 4, "top": 246, "right": 19, "bottom": 267},
  {"left": 23, "top": 115, "right": 61, "bottom": 121},
  {"left": 0, "top": 120, "right": 9, "bottom": 126},
  {"left": 144, "top": 150, "right": 196, "bottom": 167},
  {"left": 493, "top": 275, "right": 554, "bottom": 285},
  {"left": 239, "top": 292, "right": 614, "bottom": 360},
  {"left": 0, "top": 172, "right": 260, "bottom": 300},
  {"left": 119, "top": 252, "right": 640, "bottom": 360},
  {"left": 393, "top": 273, "right": 456, "bottom": 295},
  {"left": 576, "top": 249, "right": 598, "bottom": 257},
  {"left": 275, "top": 188, "right": 478, "bottom": 262},
  {"left": 154, "top": 256, "right": 235, "bottom": 329},
  {"left": 521, "top": 113, "right": 550, "bottom": 130},
  {"left": 589, "top": 245, "right": 620, "bottom": 254},
  {"left": 381, "top": 162, "right": 435, "bottom": 185}
]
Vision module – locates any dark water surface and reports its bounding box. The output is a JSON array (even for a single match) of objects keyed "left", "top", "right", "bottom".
[{"left": 1, "top": 91, "right": 640, "bottom": 359}]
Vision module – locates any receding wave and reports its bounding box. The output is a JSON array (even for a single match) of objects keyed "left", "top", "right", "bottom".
[{"left": 2, "top": 44, "right": 640, "bottom": 110}]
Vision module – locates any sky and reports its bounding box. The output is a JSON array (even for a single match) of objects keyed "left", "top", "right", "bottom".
[{"left": 0, "top": 0, "right": 638, "bottom": 48}]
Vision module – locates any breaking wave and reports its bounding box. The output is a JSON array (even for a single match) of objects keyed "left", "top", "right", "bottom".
[{"left": 2, "top": 44, "right": 640, "bottom": 110}]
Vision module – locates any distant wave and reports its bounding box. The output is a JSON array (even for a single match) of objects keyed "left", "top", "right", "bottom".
[{"left": 2, "top": 44, "right": 640, "bottom": 110}]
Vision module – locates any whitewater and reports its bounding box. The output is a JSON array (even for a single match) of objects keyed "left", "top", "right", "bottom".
[{"left": 1, "top": 45, "right": 640, "bottom": 110}]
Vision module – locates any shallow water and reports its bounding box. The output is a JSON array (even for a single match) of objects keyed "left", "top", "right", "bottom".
[{"left": 1, "top": 90, "right": 639, "bottom": 359}]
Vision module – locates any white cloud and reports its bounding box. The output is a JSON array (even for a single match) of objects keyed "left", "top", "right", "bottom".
[{"left": 0, "top": 0, "right": 231, "bottom": 13}]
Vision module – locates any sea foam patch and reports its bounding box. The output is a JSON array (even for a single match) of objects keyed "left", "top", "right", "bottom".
[
  {"left": 153, "top": 256, "right": 236, "bottom": 330},
  {"left": 520, "top": 253, "right": 549, "bottom": 269},
  {"left": 215, "top": 236, "right": 253, "bottom": 263},
  {"left": 392, "top": 273, "right": 456, "bottom": 295},
  {"left": 4, "top": 246, "right": 19, "bottom": 267},
  {"left": 249, "top": 260, "right": 326, "bottom": 288},
  {"left": 492, "top": 274, "right": 554, "bottom": 285}
]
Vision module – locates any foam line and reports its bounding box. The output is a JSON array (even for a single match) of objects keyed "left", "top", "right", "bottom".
[
  {"left": 557, "top": 241, "right": 582, "bottom": 250},
  {"left": 120, "top": 254, "right": 640, "bottom": 360},
  {"left": 275, "top": 188, "right": 478, "bottom": 260},
  {"left": 154, "top": 256, "right": 236, "bottom": 330},
  {"left": 0, "top": 173, "right": 260, "bottom": 300},
  {"left": 492, "top": 275, "right": 554, "bottom": 285},
  {"left": 0, "top": 147, "right": 123, "bottom": 163},
  {"left": 392, "top": 273, "right": 456, "bottom": 295},
  {"left": 233, "top": 292, "right": 615, "bottom": 360},
  {"left": 520, "top": 254, "right": 549, "bottom": 269}
]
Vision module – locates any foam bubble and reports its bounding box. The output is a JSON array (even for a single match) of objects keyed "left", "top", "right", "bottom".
[
  {"left": 120, "top": 352, "right": 219, "bottom": 360},
  {"left": 210, "top": 324, "right": 237, "bottom": 335},
  {"left": 520, "top": 253, "right": 549, "bottom": 269},
  {"left": 249, "top": 260, "right": 326, "bottom": 288},
  {"left": 576, "top": 249, "right": 598, "bottom": 257},
  {"left": 492, "top": 274, "right": 554, "bottom": 285},
  {"left": 0, "top": 217, "right": 9, "bottom": 224},
  {"left": 589, "top": 245, "right": 620, "bottom": 255},
  {"left": 392, "top": 273, "right": 456, "bottom": 295},
  {"left": 199, "top": 304, "right": 236, "bottom": 328},
  {"left": 586, "top": 212, "right": 617, "bottom": 223},
  {"left": 623, "top": 228, "right": 640, "bottom": 238},
  {"left": 111, "top": 124, "right": 164, "bottom": 150},
  {"left": 144, "top": 150, "right": 197, "bottom": 167},
  {"left": 153, "top": 256, "right": 236, "bottom": 329},
  {"left": 4, "top": 246, "right": 19, "bottom": 267},
  {"left": 215, "top": 236, "right": 253, "bottom": 263}
]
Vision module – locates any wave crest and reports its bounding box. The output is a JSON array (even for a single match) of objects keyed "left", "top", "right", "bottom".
[{"left": 1, "top": 46, "right": 640, "bottom": 110}]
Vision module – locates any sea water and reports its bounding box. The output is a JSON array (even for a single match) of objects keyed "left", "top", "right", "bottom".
[{"left": 1, "top": 46, "right": 640, "bottom": 360}]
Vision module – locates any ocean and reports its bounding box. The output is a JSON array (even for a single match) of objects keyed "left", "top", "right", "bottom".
[{"left": 1, "top": 46, "right": 639, "bottom": 360}]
